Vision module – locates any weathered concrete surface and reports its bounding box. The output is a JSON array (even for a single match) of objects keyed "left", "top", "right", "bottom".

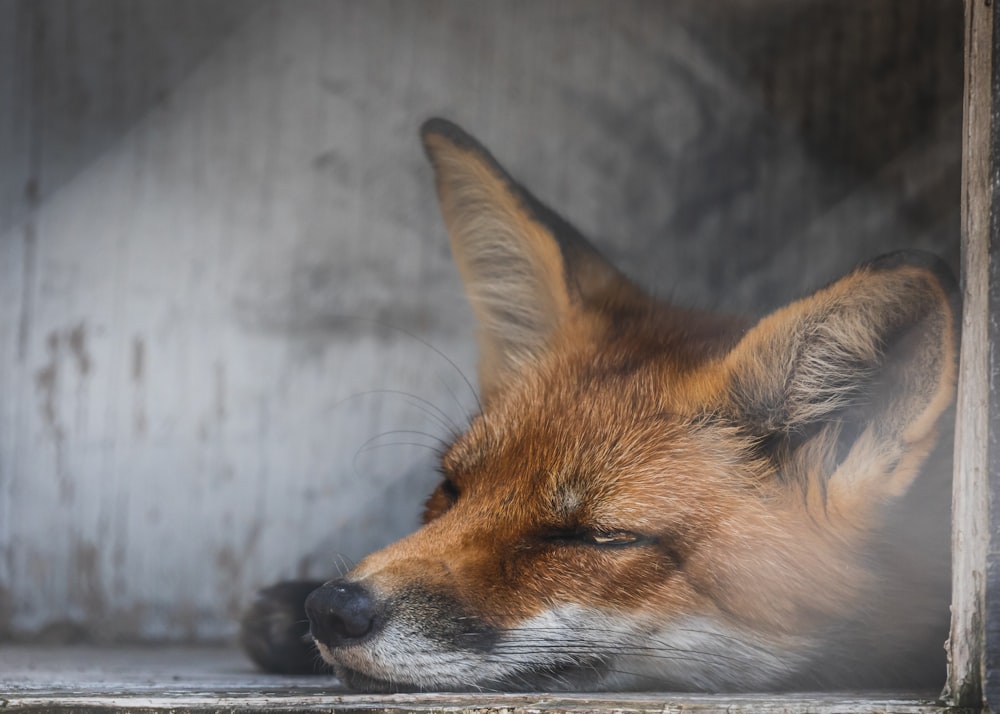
[{"left": 0, "top": 0, "right": 963, "bottom": 642}]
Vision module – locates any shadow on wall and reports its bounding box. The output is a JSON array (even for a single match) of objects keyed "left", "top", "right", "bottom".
[{"left": 0, "top": 0, "right": 263, "bottom": 235}]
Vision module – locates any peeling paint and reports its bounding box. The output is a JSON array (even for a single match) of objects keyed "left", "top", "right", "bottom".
[
  {"left": 131, "top": 337, "right": 146, "bottom": 436},
  {"left": 34, "top": 332, "right": 68, "bottom": 499},
  {"left": 73, "top": 542, "right": 106, "bottom": 623},
  {"left": 216, "top": 520, "right": 263, "bottom": 614},
  {"left": 66, "top": 322, "right": 91, "bottom": 376},
  {"left": 214, "top": 362, "right": 226, "bottom": 421},
  {"left": 0, "top": 583, "right": 12, "bottom": 640},
  {"left": 33, "top": 325, "right": 96, "bottom": 501},
  {"left": 131, "top": 337, "right": 144, "bottom": 383},
  {"left": 215, "top": 546, "right": 240, "bottom": 583},
  {"left": 16, "top": 222, "right": 37, "bottom": 363},
  {"left": 34, "top": 359, "right": 60, "bottom": 438}
]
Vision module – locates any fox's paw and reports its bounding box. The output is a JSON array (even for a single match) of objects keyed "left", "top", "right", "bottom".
[{"left": 240, "top": 580, "right": 329, "bottom": 674}]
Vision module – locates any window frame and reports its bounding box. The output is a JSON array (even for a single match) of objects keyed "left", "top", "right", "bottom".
[
  {"left": 947, "top": 0, "right": 997, "bottom": 709},
  {"left": 0, "top": 2, "right": 991, "bottom": 712}
]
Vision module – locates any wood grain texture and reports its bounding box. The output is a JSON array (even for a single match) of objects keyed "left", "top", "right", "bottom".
[
  {"left": 983, "top": 0, "right": 1000, "bottom": 708},
  {"left": 948, "top": 0, "right": 993, "bottom": 709},
  {"left": 0, "top": 646, "right": 971, "bottom": 714}
]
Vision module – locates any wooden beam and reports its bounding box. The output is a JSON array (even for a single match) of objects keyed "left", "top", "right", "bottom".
[
  {"left": 950, "top": 0, "right": 996, "bottom": 709},
  {"left": 0, "top": 692, "right": 969, "bottom": 714},
  {"left": 987, "top": 0, "right": 1000, "bottom": 703},
  {"left": 0, "top": 645, "right": 973, "bottom": 714}
]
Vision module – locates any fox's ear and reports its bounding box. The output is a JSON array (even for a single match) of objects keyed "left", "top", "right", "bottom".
[
  {"left": 722, "top": 252, "right": 958, "bottom": 520},
  {"left": 421, "top": 118, "right": 628, "bottom": 400}
]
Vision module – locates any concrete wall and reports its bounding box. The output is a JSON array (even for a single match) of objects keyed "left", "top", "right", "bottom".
[{"left": 0, "top": 0, "right": 963, "bottom": 642}]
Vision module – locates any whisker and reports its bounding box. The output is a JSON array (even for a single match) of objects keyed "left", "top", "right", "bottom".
[
  {"left": 331, "top": 553, "right": 356, "bottom": 576},
  {"left": 352, "top": 429, "right": 448, "bottom": 475},
  {"left": 349, "top": 315, "right": 483, "bottom": 416},
  {"left": 355, "top": 441, "right": 447, "bottom": 456},
  {"left": 325, "top": 389, "right": 462, "bottom": 437},
  {"left": 484, "top": 646, "right": 734, "bottom": 668},
  {"left": 435, "top": 371, "right": 477, "bottom": 425},
  {"left": 293, "top": 313, "right": 482, "bottom": 417},
  {"left": 485, "top": 624, "right": 786, "bottom": 670}
]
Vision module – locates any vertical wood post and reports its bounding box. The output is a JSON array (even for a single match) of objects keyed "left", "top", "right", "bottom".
[
  {"left": 951, "top": 0, "right": 995, "bottom": 709},
  {"left": 988, "top": 0, "right": 1000, "bottom": 699}
]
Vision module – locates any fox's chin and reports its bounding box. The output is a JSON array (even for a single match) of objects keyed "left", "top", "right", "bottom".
[
  {"left": 330, "top": 665, "right": 402, "bottom": 693},
  {"left": 330, "top": 658, "right": 612, "bottom": 694}
]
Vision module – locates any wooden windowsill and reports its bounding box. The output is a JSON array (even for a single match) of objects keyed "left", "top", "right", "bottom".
[{"left": 0, "top": 645, "right": 971, "bottom": 713}]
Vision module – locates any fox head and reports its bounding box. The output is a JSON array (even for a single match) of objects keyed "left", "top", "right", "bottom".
[{"left": 305, "top": 119, "right": 958, "bottom": 693}]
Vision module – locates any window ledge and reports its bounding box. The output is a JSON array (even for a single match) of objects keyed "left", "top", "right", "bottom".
[{"left": 0, "top": 645, "right": 971, "bottom": 714}]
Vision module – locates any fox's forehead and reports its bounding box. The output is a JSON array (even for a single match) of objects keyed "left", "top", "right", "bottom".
[
  {"left": 447, "top": 374, "right": 677, "bottom": 466},
  {"left": 441, "top": 363, "right": 747, "bottom": 505}
]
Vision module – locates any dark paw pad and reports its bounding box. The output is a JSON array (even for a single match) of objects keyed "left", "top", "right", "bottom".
[{"left": 240, "top": 580, "right": 329, "bottom": 674}]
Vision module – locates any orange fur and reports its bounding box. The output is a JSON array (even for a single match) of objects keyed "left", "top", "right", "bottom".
[{"left": 304, "top": 119, "right": 957, "bottom": 693}]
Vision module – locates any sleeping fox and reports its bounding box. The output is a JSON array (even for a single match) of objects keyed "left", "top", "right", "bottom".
[{"left": 240, "top": 119, "right": 958, "bottom": 693}]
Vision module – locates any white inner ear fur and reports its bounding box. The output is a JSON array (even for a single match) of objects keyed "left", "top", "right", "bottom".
[
  {"left": 434, "top": 150, "right": 572, "bottom": 378},
  {"left": 780, "top": 308, "right": 883, "bottom": 426},
  {"left": 725, "top": 266, "right": 955, "bottom": 520}
]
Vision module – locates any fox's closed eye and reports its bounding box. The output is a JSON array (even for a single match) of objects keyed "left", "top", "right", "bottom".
[
  {"left": 586, "top": 530, "right": 641, "bottom": 546},
  {"left": 440, "top": 478, "right": 460, "bottom": 502},
  {"left": 548, "top": 528, "right": 644, "bottom": 548},
  {"left": 421, "top": 476, "right": 461, "bottom": 523}
]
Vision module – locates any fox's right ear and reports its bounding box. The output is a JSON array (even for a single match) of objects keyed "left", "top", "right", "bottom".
[
  {"left": 720, "top": 252, "right": 958, "bottom": 525},
  {"left": 421, "top": 118, "right": 628, "bottom": 402}
]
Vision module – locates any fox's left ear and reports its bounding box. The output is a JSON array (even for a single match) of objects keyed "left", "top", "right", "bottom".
[
  {"left": 421, "top": 118, "right": 632, "bottom": 401},
  {"left": 722, "top": 252, "right": 958, "bottom": 518}
]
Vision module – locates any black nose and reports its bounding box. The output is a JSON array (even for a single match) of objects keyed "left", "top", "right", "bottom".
[{"left": 305, "top": 578, "right": 380, "bottom": 647}]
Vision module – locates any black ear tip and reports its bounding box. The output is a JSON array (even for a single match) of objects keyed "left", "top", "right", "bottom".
[
  {"left": 861, "top": 250, "right": 958, "bottom": 294},
  {"left": 420, "top": 117, "right": 460, "bottom": 139},
  {"left": 420, "top": 117, "right": 483, "bottom": 153}
]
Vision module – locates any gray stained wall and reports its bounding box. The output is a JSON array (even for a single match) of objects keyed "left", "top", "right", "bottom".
[{"left": 0, "top": 0, "right": 962, "bottom": 642}]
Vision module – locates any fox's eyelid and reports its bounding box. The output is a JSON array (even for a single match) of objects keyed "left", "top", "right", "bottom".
[
  {"left": 546, "top": 527, "right": 645, "bottom": 548},
  {"left": 587, "top": 531, "right": 638, "bottom": 545},
  {"left": 584, "top": 529, "right": 644, "bottom": 547}
]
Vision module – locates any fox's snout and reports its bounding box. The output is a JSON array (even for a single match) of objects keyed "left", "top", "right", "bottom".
[
  {"left": 305, "top": 579, "right": 380, "bottom": 648},
  {"left": 306, "top": 567, "right": 505, "bottom": 692}
]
